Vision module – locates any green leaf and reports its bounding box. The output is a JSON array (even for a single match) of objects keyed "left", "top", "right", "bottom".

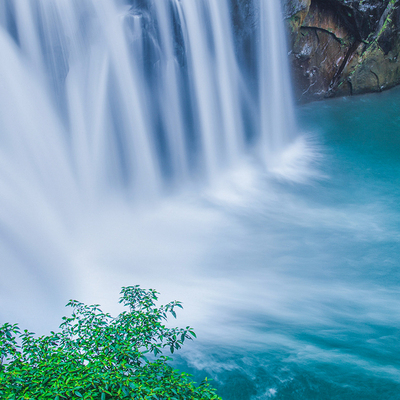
[{"left": 0, "top": 285, "right": 221, "bottom": 400}]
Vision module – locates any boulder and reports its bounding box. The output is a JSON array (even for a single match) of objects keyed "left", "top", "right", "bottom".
[{"left": 285, "top": 0, "right": 400, "bottom": 102}]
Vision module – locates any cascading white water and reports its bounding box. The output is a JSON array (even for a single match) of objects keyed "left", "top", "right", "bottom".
[
  {"left": 259, "top": 0, "right": 296, "bottom": 158},
  {"left": 0, "top": 0, "right": 301, "bottom": 328},
  {"left": 4, "top": 4, "right": 400, "bottom": 398},
  {"left": 0, "top": 0, "right": 296, "bottom": 194}
]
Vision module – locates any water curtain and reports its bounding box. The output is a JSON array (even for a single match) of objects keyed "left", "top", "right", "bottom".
[{"left": 0, "top": 0, "right": 295, "bottom": 201}]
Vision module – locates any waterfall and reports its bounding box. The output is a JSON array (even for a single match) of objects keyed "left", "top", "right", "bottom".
[
  {"left": 0, "top": 0, "right": 299, "bottom": 327},
  {"left": 0, "top": 0, "right": 296, "bottom": 198}
]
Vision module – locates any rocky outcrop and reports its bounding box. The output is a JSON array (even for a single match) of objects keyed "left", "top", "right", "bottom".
[{"left": 285, "top": 0, "right": 400, "bottom": 102}]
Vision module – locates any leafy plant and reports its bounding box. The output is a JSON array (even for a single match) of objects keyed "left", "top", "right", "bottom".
[{"left": 0, "top": 285, "right": 221, "bottom": 400}]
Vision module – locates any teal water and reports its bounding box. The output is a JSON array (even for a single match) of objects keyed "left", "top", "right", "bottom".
[
  {"left": 2, "top": 2, "right": 399, "bottom": 398},
  {"left": 173, "top": 89, "right": 400, "bottom": 399}
]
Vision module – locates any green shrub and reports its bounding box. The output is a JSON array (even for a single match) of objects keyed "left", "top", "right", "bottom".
[{"left": 0, "top": 286, "right": 221, "bottom": 400}]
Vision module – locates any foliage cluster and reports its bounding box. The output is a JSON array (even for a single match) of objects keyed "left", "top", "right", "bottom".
[{"left": 0, "top": 286, "right": 221, "bottom": 400}]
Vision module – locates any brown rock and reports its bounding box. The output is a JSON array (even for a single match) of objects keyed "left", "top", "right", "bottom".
[
  {"left": 288, "top": 0, "right": 356, "bottom": 101},
  {"left": 285, "top": 0, "right": 400, "bottom": 102},
  {"left": 285, "top": 0, "right": 312, "bottom": 33},
  {"left": 336, "top": 3, "right": 400, "bottom": 96}
]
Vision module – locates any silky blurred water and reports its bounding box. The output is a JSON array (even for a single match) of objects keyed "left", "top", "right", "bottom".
[
  {"left": 3, "top": 86, "right": 400, "bottom": 399},
  {"left": 171, "top": 88, "right": 400, "bottom": 399},
  {"left": 1, "top": 1, "right": 400, "bottom": 399}
]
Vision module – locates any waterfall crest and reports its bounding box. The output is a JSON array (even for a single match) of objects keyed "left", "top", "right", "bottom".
[{"left": 0, "top": 0, "right": 296, "bottom": 200}]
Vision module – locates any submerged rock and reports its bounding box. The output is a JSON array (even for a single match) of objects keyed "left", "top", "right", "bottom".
[{"left": 285, "top": 0, "right": 400, "bottom": 102}]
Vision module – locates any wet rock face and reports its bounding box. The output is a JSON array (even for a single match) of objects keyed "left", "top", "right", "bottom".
[
  {"left": 285, "top": 0, "right": 400, "bottom": 102},
  {"left": 333, "top": 0, "right": 391, "bottom": 40}
]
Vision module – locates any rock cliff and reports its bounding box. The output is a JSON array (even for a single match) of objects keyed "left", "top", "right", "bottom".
[{"left": 285, "top": 0, "right": 400, "bottom": 102}]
